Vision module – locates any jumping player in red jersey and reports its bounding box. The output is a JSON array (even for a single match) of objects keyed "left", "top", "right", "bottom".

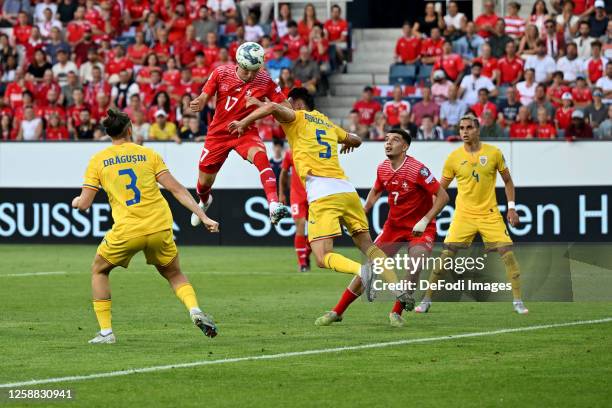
[
  {"left": 189, "top": 43, "right": 291, "bottom": 225},
  {"left": 279, "top": 149, "right": 311, "bottom": 272},
  {"left": 315, "top": 129, "right": 449, "bottom": 328}
]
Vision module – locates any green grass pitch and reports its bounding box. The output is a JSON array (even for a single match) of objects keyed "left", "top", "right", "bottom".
[{"left": 1, "top": 244, "right": 611, "bottom": 407}]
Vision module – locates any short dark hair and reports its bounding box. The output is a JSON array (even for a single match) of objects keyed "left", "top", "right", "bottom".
[
  {"left": 287, "top": 87, "right": 315, "bottom": 110},
  {"left": 478, "top": 88, "right": 490, "bottom": 95},
  {"left": 363, "top": 86, "right": 374, "bottom": 92},
  {"left": 388, "top": 128, "right": 411, "bottom": 145},
  {"left": 592, "top": 40, "right": 602, "bottom": 48},
  {"left": 509, "top": 2, "right": 521, "bottom": 11},
  {"left": 273, "top": 138, "right": 285, "bottom": 147},
  {"left": 331, "top": 4, "right": 341, "bottom": 11},
  {"left": 287, "top": 20, "right": 298, "bottom": 28},
  {"left": 102, "top": 108, "right": 131, "bottom": 138},
  {"left": 472, "top": 61, "right": 483, "bottom": 68}
]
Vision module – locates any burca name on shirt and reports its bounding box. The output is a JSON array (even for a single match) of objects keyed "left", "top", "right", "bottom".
[{"left": 303, "top": 113, "right": 333, "bottom": 129}]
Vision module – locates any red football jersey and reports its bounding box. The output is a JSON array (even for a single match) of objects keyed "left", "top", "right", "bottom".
[
  {"left": 555, "top": 107, "right": 574, "bottom": 130},
  {"left": 421, "top": 38, "right": 445, "bottom": 58},
  {"left": 13, "top": 24, "right": 32, "bottom": 45},
  {"left": 324, "top": 19, "right": 348, "bottom": 42},
  {"left": 374, "top": 156, "right": 440, "bottom": 228},
  {"left": 281, "top": 34, "right": 306, "bottom": 60},
  {"left": 395, "top": 36, "right": 421, "bottom": 63},
  {"left": 433, "top": 54, "right": 465, "bottom": 81},
  {"left": 470, "top": 101, "right": 498, "bottom": 123},
  {"left": 202, "top": 45, "right": 220, "bottom": 66},
  {"left": 547, "top": 84, "right": 571, "bottom": 108},
  {"left": 571, "top": 87, "right": 592, "bottom": 105},
  {"left": 202, "top": 65, "right": 286, "bottom": 137},
  {"left": 585, "top": 57, "right": 607, "bottom": 84},
  {"left": 281, "top": 150, "right": 307, "bottom": 204},
  {"left": 472, "top": 57, "right": 498, "bottom": 79},
  {"left": 509, "top": 122, "right": 537, "bottom": 138},
  {"left": 535, "top": 123, "right": 557, "bottom": 138},
  {"left": 475, "top": 13, "right": 499, "bottom": 38},
  {"left": 353, "top": 100, "right": 382, "bottom": 126},
  {"left": 45, "top": 126, "right": 69, "bottom": 140},
  {"left": 383, "top": 100, "right": 410, "bottom": 126},
  {"left": 498, "top": 56, "right": 524, "bottom": 85}
]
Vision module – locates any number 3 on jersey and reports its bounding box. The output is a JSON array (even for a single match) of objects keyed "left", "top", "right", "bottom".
[
  {"left": 118, "top": 168, "right": 141, "bottom": 206},
  {"left": 315, "top": 129, "right": 331, "bottom": 159}
]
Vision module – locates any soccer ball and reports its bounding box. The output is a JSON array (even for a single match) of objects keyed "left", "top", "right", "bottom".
[{"left": 236, "top": 42, "right": 265, "bottom": 71}]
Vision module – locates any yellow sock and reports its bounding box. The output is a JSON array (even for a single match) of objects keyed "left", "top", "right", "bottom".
[
  {"left": 175, "top": 283, "right": 200, "bottom": 311},
  {"left": 93, "top": 299, "right": 112, "bottom": 331},
  {"left": 423, "top": 249, "right": 454, "bottom": 300},
  {"left": 366, "top": 245, "right": 399, "bottom": 284},
  {"left": 323, "top": 253, "right": 361, "bottom": 275},
  {"left": 501, "top": 251, "right": 522, "bottom": 300}
]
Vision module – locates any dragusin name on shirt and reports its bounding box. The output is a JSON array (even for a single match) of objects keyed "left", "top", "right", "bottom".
[{"left": 103, "top": 155, "right": 147, "bottom": 167}]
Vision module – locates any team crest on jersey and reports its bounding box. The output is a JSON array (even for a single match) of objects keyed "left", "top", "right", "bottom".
[
  {"left": 402, "top": 181, "right": 408, "bottom": 190},
  {"left": 246, "top": 89, "right": 252, "bottom": 96},
  {"left": 221, "top": 84, "right": 229, "bottom": 91},
  {"left": 419, "top": 166, "right": 430, "bottom": 177},
  {"left": 479, "top": 156, "right": 488, "bottom": 166}
]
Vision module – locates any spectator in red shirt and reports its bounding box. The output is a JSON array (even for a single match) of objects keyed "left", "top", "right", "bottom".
[
  {"left": 394, "top": 22, "right": 421, "bottom": 65},
  {"left": 140, "top": 69, "right": 167, "bottom": 106},
  {"left": 137, "top": 53, "right": 162, "bottom": 84},
  {"left": 39, "top": 88, "right": 66, "bottom": 123},
  {"left": 470, "top": 88, "right": 498, "bottom": 123},
  {"left": 163, "top": 57, "right": 181, "bottom": 87},
  {"left": 555, "top": 92, "right": 575, "bottom": 133},
  {"left": 5, "top": 70, "right": 34, "bottom": 109},
  {"left": 572, "top": 74, "right": 593, "bottom": 108},
  {"left": 383, "top": 85, "right": 411, "bottom": 126},
  {"left": 281, "top": 20, "right": 305, "bottom": 61},
  {"left": 547, "top": 71, "right": 571, "bottom": 107},
  {"left": 432, "top": 42, "right": 464, "bottom": 82},
  {"left": 535, "top": 107, "right": 557, "bottom": 138},
  {"left": 66, "top": 6, "right": 91, "bottom": 46},
  {"left": 309, "top": 24, "right": 330, "bottom": 67},
  {"left": 13, "top": 11, "right": 32, "bottom": 46},
  {"left": 352, "top": 86, "right": 382, "bottom": 127},
  {"left": 584, "top": 40, "right": 607, "bottom": 86},
  {"left": 127, "top": 31, "right": 151, "bottom": 67},
  {"left": 191, "top": 51, "right": 210, "bottom": 83},
  {"left": 510, "top": 106, "right": 537, "bottom": 138},
  {"left": 125, "top": 0, "right": 150, "bottom": 26},
  {"left": 566, "top": 109, "right": 594, "bottom": 138},
  {"left": 475, "top": 0, "right": 499, "bottom": 39},
  {"left": 167, "top": 3, "right": 191, "bottom": 43},
  {"left": 106, "top": 45, "right": 134, "bottom": 83},
  {"left": 152, "top": 28, "right": 172, "bottom": 63},
  {"left": 67, "top": 88, "right": 89, "bottom": 133},
  {"left": 202, "top": 31, "right": 221, "bottom": 66},
  {"left": 497, "top": 40, "right": 524, "bottom": 87},
  {"left": 175, "top": 25, "right": 203, "bottom": 68},
  {"left": 1, "top": 114, "right": 15, "bottom": 141},
  {"left": 45, "top": 113, "right": 70, "bottom": 140},
  {"left": 421, "top": 27, "right": 445, "bottom": 65},
  {"left": 298, "top": 3, "right": 320, "bottom": 41},
  {"left": 171, "top": 68, "right": 200, "bottom": 101},
  {"left": 84, "top": 65, "right": 111, "bottom": 107},
  {"left": 35, "top": 69, "right": 61, "bottom": 103},
  {"left": 324, "top": 4, "right": 349, "bottom": 71},
  {"left": 541, "top": 18, "right": 565, "bottom": 59},
  {"left": 473, "top": 43, "right": 499, "bottom": 83}
]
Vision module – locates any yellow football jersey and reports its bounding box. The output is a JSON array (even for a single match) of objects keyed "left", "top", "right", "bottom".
[
  {"left": 280, "top": 109, "right": 348, "bottom": 183},
  {"left": 442, "top": 143, "right": 507, "bottom": 216},
  {"left": 83, "top": 143, "right": 173, "bottom": 239}
]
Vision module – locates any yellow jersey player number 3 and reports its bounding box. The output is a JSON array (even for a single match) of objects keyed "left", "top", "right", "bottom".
[{"left": 71, "top": 108, "right": 220, "bottom": 344}]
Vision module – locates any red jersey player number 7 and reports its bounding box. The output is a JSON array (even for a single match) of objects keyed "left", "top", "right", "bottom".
[{"left": 189, "top": 42, "right": 291, "bottom": 225}]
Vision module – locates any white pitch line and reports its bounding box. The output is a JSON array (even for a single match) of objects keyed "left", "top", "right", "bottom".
[
  {"left": 1, "top": 317, "right": 611, "bottom": 389},
  {"left": 0, "top": 271, "right": 67, "bottom": 277}
]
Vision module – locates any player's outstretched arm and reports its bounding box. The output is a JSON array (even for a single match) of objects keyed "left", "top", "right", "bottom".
[
  {"left": 157, "top": 171, "right": 219, "bottom": 232},
  {"left": 339, "top": 132, "right": 362, "bottom": 154},
  {"left": 71, "top": 188, "right": 97, "bottom": 212},
  {"left": 363, "top": 186, "right": 382, "bottom": 213},
  {"left": 500, "top": 168, "right": 519, "bottom": 227},
  {"left": 413, "top": 179, "right": 451, "bottom": 236},
  {"left": 189, "top": 92, "right": 211, "bottom": 113},
  {"left": 228, "top": 98, "right": 296, "bottom": 135}
]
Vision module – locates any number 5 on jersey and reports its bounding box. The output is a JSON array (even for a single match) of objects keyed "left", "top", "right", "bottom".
[{"left": 315, "top": 129, "right": 331, "bottom": 159}]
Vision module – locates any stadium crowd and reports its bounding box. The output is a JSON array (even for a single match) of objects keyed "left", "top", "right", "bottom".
[
  {"left": 350, "top": 0, "right": 612, "bottom": 139},
  {"left": 0, "top": 0, "right": 349, "bottom": 141}
]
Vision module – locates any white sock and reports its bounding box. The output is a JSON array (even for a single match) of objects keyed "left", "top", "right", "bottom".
[
  {"left": 100, "top": 328, "right": 112, "bottom": 336},
  {"left": 190, "top": 307, "right": 202, "bottom": 314}
]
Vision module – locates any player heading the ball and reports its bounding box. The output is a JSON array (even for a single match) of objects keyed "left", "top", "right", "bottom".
[{"left": 189, "top": 42, "right": 290, "bottom": 226}]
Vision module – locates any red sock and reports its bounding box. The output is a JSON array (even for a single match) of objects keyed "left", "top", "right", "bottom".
[
  {"left": 294, "top": 234, "right": 308, "bottom": 267},
  {"left": 252, "top": 151, "right": 279, "bottom": 203},
  {"left": 332, "top": 288, "right": 359, "bottom": 316},
  {"left": 196, "top": 180, "right": 212, "bottom": 204},
  {"left": 391, "top": 300, "right": 403, "bottom": 315}
]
